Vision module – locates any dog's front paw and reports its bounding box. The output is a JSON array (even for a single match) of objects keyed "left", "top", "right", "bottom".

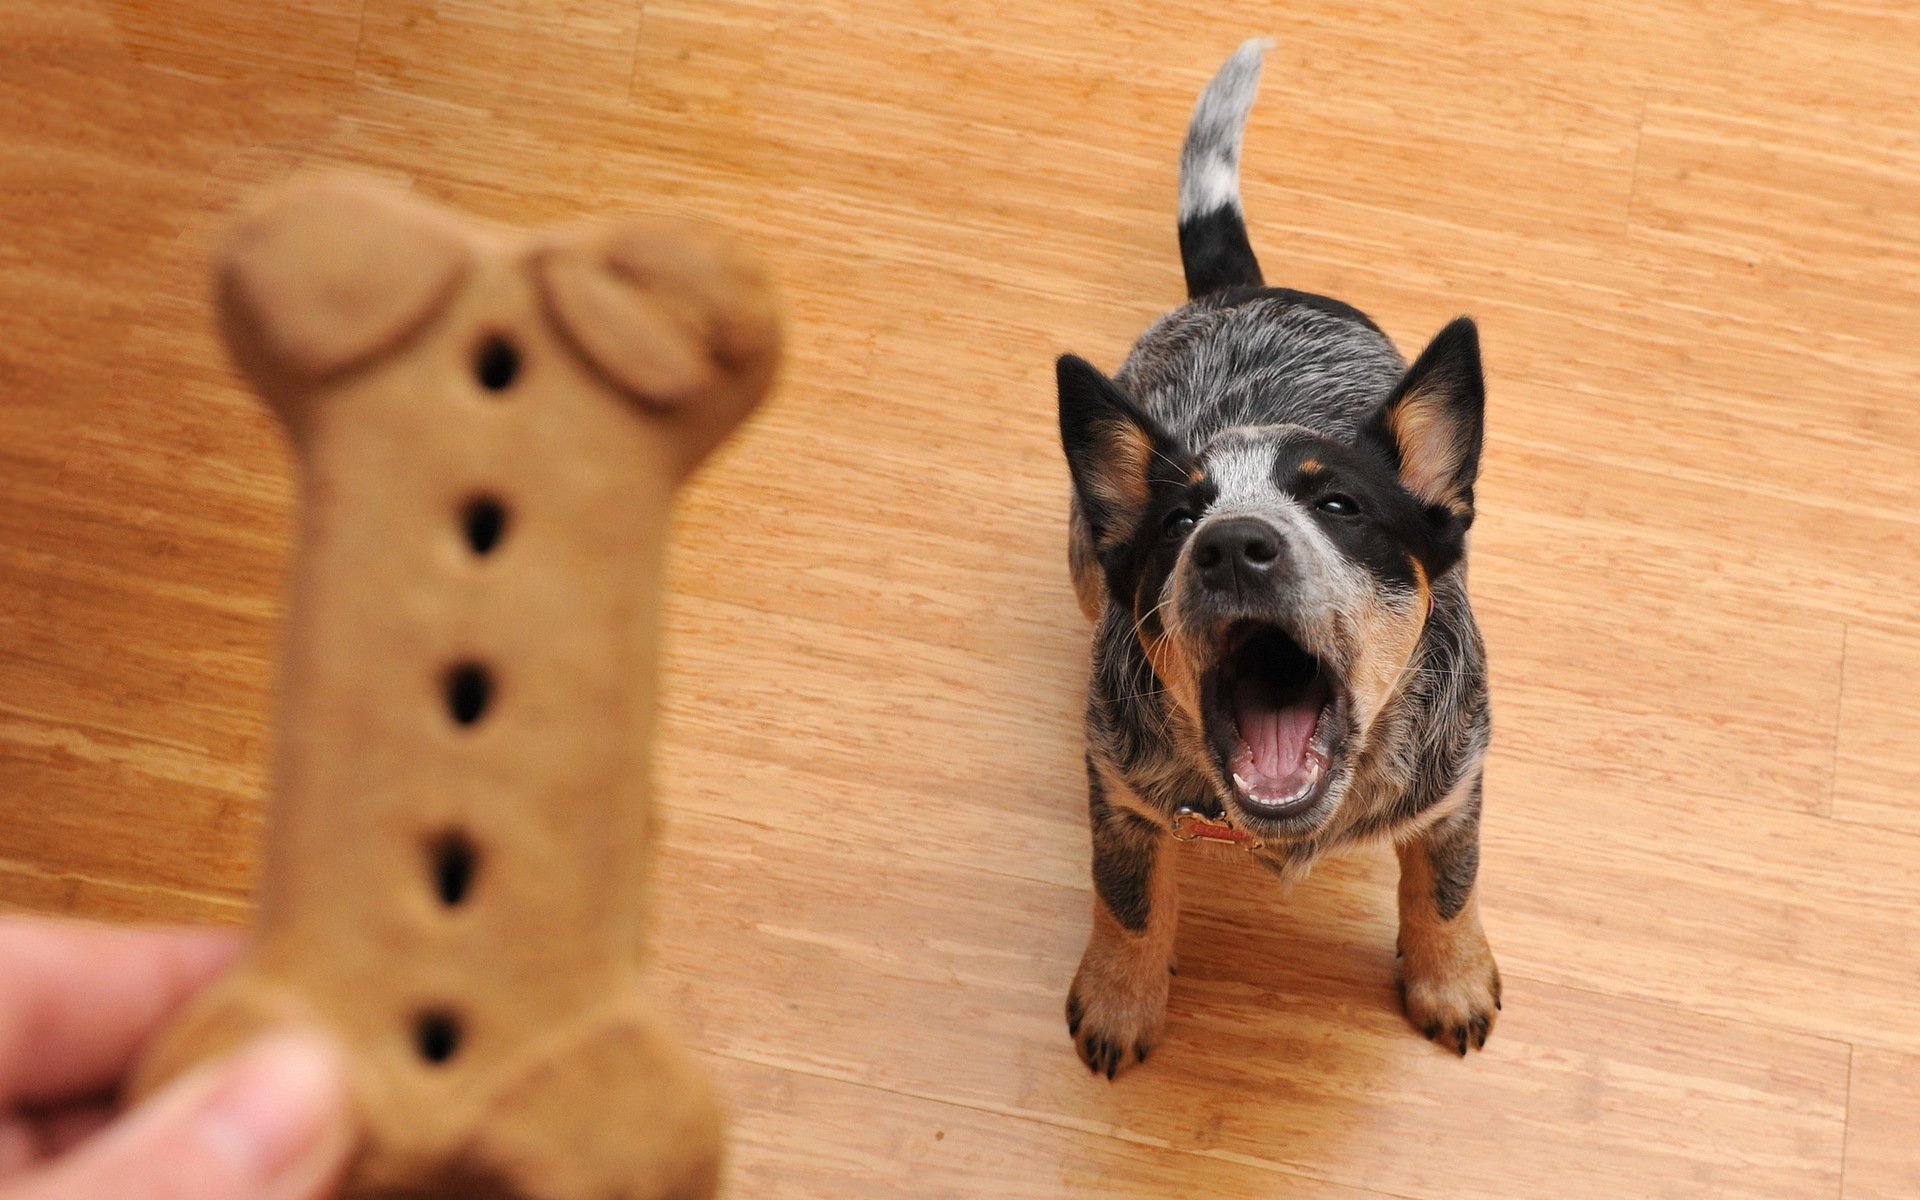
[
  {"left": 1399, "top": 926, "right": 1501, "bottom": 1056},
  {"left": 1066, "top": 943, "right": 1171, "bottom": 1079}
]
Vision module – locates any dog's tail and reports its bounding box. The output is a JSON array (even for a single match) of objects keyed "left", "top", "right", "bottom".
[{"left": 1178, "top": 39, "right": 1271, "bottom": 299}]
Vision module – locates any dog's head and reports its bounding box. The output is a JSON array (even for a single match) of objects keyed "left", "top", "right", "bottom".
[{"left": 1059, "top": 318, "right": 1485, "bottom": 837}]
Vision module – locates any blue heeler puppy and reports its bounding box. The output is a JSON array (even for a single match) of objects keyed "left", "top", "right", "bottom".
[{"left": 1059, "top": 39, "right": 1497, "bottom": 1077}]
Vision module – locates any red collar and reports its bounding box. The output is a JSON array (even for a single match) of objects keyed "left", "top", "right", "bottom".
[{"left": 1170, "top": 807, "right": 1264, "bottom": 850}]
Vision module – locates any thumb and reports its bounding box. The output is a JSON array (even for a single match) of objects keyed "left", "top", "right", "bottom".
[{"left": 5, "top": 1032, "right": 354, "bottom": 1200}]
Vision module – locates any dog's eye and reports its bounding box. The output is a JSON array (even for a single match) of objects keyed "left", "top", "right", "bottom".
[
  {"left": 1317, "top": 494, "right": 1360, "bottom": 516},
  {"left": 1163, "top": 511, "right": 1195, "bottom": 540}
]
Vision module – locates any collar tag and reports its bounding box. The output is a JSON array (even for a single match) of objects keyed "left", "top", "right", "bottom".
[{"left": 1170, "top": 807, "right": 1264, "bottom": 851}]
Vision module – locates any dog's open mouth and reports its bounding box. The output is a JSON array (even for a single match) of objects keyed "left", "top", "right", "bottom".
[{"left": 1204, "top": 623, "right": 1346, "bottom": 821}]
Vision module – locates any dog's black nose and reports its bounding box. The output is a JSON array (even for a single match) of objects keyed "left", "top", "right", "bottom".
[{"left": 1195, "top": 518, "right": 1282, "bottom": 592}]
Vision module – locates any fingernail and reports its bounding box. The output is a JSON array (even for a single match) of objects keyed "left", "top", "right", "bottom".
[{"left": 192, "top": 1033, "right": 346, "bottom": 1183}]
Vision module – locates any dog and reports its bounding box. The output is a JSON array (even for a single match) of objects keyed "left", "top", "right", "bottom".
[{"left": 1057, "top": 40, "right": 1497, "bottom": 1077}]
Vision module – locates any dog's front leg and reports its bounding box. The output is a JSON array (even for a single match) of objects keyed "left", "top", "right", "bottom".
[
  {"left": 1396, "top": 781, "right": 1501, "bottom": 1055},
  {"left": 1066, "top": 768, "right": 1177, "bottom": 1078}
]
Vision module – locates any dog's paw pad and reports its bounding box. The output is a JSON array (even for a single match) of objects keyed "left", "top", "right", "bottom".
[{"left": 1401, "top": 954, "right": 1500, "bottom": 1057}]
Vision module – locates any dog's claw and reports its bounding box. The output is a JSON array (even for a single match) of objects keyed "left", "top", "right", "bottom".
[
  {"left": 1065, "top": 960, "right": 1168, "bottom": 1080},
  {"left": 1403, "top": 942, "right": 1499, "bottom": 1057}
]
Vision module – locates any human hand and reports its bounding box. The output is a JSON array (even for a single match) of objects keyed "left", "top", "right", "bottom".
[{"left": 0, "top": 918, "right": 351, "bottom": 1200}]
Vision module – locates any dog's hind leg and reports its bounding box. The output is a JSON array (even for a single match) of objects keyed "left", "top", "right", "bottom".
[
  {"left": 1395, "top": 778, "right": 1501, "bottom": 1056},
  {"left": 1066, "top": 762, "right": 1178, "bottom": 1079}
]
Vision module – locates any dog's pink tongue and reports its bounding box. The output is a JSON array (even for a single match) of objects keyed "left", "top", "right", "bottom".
[{"left": 1234, "top": 676, "right": 1323, "bottom": 779}]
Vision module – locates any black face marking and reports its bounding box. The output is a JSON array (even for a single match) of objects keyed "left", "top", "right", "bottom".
[
  {"left": 1093, "top": 424, "right": 1459, "bottom": 650},
  {"left": 1268, "top": 435, "right": 1443, "bottom": 588},
  {"left": 1125, "top": 474, "right": 1216, "bottom": 639}
]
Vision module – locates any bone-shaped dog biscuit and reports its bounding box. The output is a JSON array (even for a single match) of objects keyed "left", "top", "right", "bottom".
[{"left": 132, "top": 178, "right": 779, "bottom": 1200}]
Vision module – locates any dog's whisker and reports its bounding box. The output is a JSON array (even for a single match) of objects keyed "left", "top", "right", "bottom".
[
  {"left": 1147, "top": 444, "right": 1188, "bottom": 477},
  {"left": 1105, "top": 687, "right": 1170, "bottom": 705}
]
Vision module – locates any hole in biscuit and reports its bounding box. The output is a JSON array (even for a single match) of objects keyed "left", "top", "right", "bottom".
[
  {"left": 430, "top": 831, "right": 478, "bottom": 906},
  {"left": 462, "top": 496, "right": 508, "bottom": 556},
  {"left": 414, "top": 1011, "right": 461, "bottom": 1064},
  {"left": 475, "top": 337, "right": 519, "bottom": 392},
  {"left": 446, "top": 663, "right": 491, "bottom": 726}
]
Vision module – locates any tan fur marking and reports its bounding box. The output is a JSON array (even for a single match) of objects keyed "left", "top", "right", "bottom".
[
  {"left": 1067, "top": 503, "right": 1104, "bottom": 622},
  {"left": 1343, "top": 587, "right": 1429, "bottom": 737},
  {"left": 1389, "top": 386, "right": 1467, "bottom": 509},
  {"left": 1136, "top": 623, "right": 1205, "bottom": 731},
  {"left": 1109, "top": 420, "right": 1156, "bottom": 506},
  {"left": 1299, "top": 458, "right": 1323, "bottom": 475},
  {"left": 1397, "top": 838, "right": 1500, "bottom": 1055},
  {"left": 1068, "top": 808, "right": 1178, "bottom": 1077},
  {"left": 1087, "top": 418, "right": 1156, "bottom": 551}
]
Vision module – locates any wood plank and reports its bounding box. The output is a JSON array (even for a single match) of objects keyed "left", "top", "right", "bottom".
[
  {"left": 1844, "top": 1049, "right": 1920, "bottom": 1200},
  {"left": 3, "top": 1, "right": 1916, "bottom": 1196},
  {"left": 1481, "top": 756, "right": 1920, "bottom": 1057},
  {"left": 647, "top": 811, "right": 1849, "bottom": 1200},
  {"left": 1834, "top": 625, "right": 1920, "bottom": 837},
  {"left": 0, "top": 860, "right": 245, "bottom": 925},
  {"left": 711, "top": 1055, "right": 1395, "bottom": 1200}
]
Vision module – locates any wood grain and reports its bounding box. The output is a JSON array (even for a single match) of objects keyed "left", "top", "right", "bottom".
[
  {"left": 1846, "top": 1049, "right": 1920, "bottom": 1200},
  {"left": 1834, "top": 625, "right": 1920, "bottom": 837},
  {"left": 2, "top": 0, "right": 1916, "bottom": 1196}
]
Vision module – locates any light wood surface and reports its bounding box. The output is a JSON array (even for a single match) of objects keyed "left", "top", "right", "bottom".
[{"left": 2, "top": 1, "right": 1915, "bottom": 1196}]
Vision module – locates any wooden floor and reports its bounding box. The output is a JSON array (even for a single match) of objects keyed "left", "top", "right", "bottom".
[{"left": 3, "top": 0, "right": 1917, "bottom": 1195}]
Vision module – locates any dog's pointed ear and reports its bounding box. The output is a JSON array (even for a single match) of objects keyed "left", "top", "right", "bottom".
[
  {"left": 1363, "top": 317, "right": 1486, "bottom": 522},
  {"left": 218, "top": 178, "right": 471, "bottom": 391},
  {"left": 1058, "top": 355, "right": 1183, "bottom": 548}
]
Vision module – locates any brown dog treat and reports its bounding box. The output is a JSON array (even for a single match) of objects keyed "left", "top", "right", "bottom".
[{"left": 131, "top": 176, "right": 780, "bottom": 1200}]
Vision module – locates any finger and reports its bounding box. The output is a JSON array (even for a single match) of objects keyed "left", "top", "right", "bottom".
[
  {"left": 30, "top": 1108, "right": 111, "bottom": 1163},
  {"left": 1, "top": 1032, "right": 353, "bottom": 1200},
  {"left": 0, "top": 920, "right": 240, "bottom": 1108},
  {"left": 0, "top": 1103, "right": 114, "bottom": 1177}
]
